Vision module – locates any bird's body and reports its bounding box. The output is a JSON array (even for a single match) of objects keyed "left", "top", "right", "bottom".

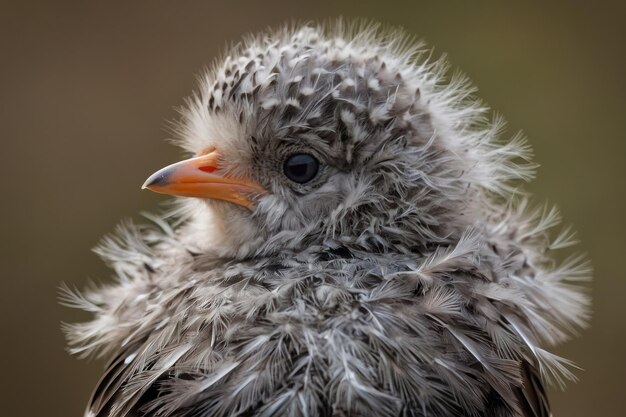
[{"left": 64, "top": 22, "right": 590, "bottom": 417}]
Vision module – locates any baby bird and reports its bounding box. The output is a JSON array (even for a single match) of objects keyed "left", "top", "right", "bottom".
[{"left": 64, "top": 22, "right": 591, "bottom": 417}]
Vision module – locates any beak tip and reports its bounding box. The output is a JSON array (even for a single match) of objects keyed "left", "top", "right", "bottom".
[
  {"left": 142, "top": 170, "right": 172, "bottom": 191},
  {"left": 141, "top": 178, "right": 153, "bottom": 191}
]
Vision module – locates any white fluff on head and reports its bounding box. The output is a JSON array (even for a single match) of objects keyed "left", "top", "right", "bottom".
[{"left": 62, "top": 20, "right": 591, "bottom": 417}]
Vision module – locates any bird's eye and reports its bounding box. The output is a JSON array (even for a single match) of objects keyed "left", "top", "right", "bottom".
[{"left": 283, "top": 154, "right": 319, "bottom": 184}]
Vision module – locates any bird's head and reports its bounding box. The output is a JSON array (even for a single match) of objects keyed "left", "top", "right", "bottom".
[{"left": 143, "top": 23, "right": 533, "bottom": 258}]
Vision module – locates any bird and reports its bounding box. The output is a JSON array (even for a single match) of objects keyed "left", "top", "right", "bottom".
[{"left": 62, "top": 21, "right": 591, "bottom": 417}]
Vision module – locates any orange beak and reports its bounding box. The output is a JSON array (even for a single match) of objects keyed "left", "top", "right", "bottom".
[{"left": 142, "top": 148, "right": 265, "bottom": 210}]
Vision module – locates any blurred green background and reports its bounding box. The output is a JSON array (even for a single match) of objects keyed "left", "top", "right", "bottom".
[{"left": 1, "top": 1, "right": 624, "bottom": 416}]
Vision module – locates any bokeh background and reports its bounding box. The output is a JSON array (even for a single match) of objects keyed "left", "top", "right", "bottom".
[{"left": 1, "top": 1, "right": 624, "bottom": 416}]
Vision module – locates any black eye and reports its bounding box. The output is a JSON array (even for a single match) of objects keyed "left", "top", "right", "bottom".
[{"left": 283, "top": 154, "right": 319, "bottom": 184}]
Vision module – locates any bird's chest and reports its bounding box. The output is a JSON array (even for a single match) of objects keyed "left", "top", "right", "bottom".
[{"left": 191, "top": 259, "right": 472, "bottom": 401}]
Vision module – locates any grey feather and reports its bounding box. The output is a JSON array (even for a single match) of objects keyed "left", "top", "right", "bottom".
[{"left": 63, "top": 20, "right": 590, "bottom": 417}]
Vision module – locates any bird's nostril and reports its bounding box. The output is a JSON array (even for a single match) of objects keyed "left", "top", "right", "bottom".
[{"left": 199, "top": 165, "right": 217, "bottom": 173}]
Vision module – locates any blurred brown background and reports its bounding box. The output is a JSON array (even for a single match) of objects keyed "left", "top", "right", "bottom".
[{"left": 1, "top": 1, "right": 624, "bottom": 416}]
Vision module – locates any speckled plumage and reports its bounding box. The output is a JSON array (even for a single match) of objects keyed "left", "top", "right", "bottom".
[{"left": 63, "top": 21, "right": 591, "bottom": 417}]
